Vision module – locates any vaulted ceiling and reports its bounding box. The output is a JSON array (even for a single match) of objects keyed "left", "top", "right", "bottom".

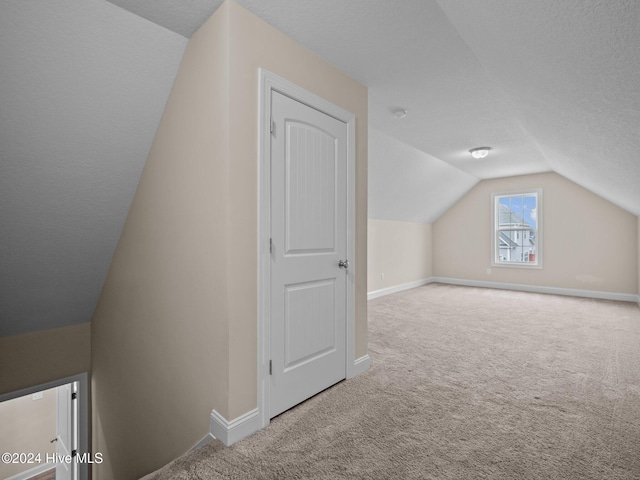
[{"left": 2, "top": 0, "right": 639, "bottom": 336}]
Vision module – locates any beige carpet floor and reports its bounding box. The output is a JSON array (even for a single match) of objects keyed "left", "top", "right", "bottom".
[{"left": 142, "top": 284, "right": 640, "bottom": 479}]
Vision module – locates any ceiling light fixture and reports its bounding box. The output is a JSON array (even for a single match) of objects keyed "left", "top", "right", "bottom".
[
  {"left": 391, "top": 107, "right": 408, "bottom": 119},
  {"left": 469, "top": 146, "right": 491, "bottom": 159}
]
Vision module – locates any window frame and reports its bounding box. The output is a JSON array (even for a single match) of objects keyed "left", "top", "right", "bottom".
[{"left": 491, "top": 188, "right": 543, "bottom": 269}]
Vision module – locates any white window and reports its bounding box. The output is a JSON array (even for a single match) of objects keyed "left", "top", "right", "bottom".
[{"left": 491, "top": 189, "right": 542, "bottom": 268}]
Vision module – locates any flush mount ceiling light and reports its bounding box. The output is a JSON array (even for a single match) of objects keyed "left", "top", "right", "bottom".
[
  {"left": 391, "top": 107, "right": 408, "bottom": 119},
  {"left": 469, "top": 146, "right": 491, "bottom": 159}
]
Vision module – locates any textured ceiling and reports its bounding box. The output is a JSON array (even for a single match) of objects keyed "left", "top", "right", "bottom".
[
  {"left": 2, "top": 0, "right": 639, "bottom": 337},
  {"left": 106, "top": 0, "right": 224, "bottom": 38},
  {"left": 437, "top": 0, "right": 640, "bottom": 216},
  {"left": 229, "top": 0, "right": 640, "bottom": 219},
  {"left": 369, "top": 129, "right": 477, "bottom": 223},
  {"left": 233, "top": 0, "right": 551, "bottom": 181},
  {"left": 100, "top": 1, "right": 640, "bottom": 217},
  {"left": 0, "top": 0, "right": 187, "bottom": 336}
]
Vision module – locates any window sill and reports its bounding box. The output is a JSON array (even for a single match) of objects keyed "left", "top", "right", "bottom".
[{"left": 491, "top": 262, "right": 543, "bottom": 270}]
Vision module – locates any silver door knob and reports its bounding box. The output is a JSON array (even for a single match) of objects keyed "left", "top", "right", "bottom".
[{"left": 338, "top": 259, "right": 349, "bottom": 269}]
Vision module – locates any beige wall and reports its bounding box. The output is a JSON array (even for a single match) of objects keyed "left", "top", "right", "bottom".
[
  {"left": 225, "top": 0, "right": 368, "bottom": 417},
  {"left": 368, "top": 220, "right": 432, "bottom": 293},
  {"left": 91, "top": 6, "right": 230, "bottom": 480},
  {"left": 91, "top": 2, "right": 367, "bottom": 479},
  {"left": 433, "top": 172, "right": 638, "bottom": 294},
  {"left": 0, "top": 324, "right": 90, "bottom": 396},
  {"left": 0, "top": 388, "right": 56, "bottom": 478}
]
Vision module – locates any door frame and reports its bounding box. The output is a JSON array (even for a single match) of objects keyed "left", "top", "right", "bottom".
[
  {"left": 0, "top": 373, "right": 88, "bottom": 480},
  {"left": 257, "top": 69, "right": 356, "bottom": 429}
]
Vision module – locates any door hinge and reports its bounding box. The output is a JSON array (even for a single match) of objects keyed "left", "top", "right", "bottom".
[
  {"left": 269, "top": 360, "right": 272, "bottom": 375},
  {"left": 270, "top": 118, "right": 275, "bottom": 136},
  {"left": 71, "top": 392, "right": 77, "bottom": 400},
  {"left": 269, "top": 238, "right": 273, "bottom": 254}
]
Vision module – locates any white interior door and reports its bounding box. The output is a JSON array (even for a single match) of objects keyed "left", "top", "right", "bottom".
[
  {"left": 56, "top": 383, "right": 74, "bottom": 480},
  {"left": 270, "top": 91, "right": 348, "bottom": 418}
]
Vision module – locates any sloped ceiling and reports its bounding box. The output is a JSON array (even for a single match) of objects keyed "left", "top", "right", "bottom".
[
  {"left": 437, "top": 0, "right": 640, "bottom": 216},
  {"left": 2, "top": 0, "right": 639, "bottom": 336},
  {"left": 105, "top": 0, "right": 224, "bottom": 38},
  {"left": 0, "top": 0, "right": 187, "bottom": 336},
  {"left": 369, "top": 128, "right": 477, "bottom": 223}
]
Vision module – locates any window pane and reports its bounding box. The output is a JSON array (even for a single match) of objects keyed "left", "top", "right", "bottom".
[
  {"left": 525, "top": 229, "right": 534, "bottom": 244},
  {"left": 496, "top": 231, "right": 538, "bottom": 263},
  {"left": 494, "top": 192, "right": 540, "bottom": 266},
  {"left": 498, "top": 197, "right": 511, "bottom": 228},
  {"left": 497, "top": 233, "right": 509, "bottom": 262},
  {"left": 510, "top": 196, "right": 523, "bottom": 216},
  {"left": 527, "top": 245, "right": 537, "bottom": 263},
  {"left": 523, "top": 195, "right": 537, "bottom": 228}
]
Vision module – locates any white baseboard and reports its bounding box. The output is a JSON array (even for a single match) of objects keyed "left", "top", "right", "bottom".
[
  {"left": 5, "top": 462, "right": 52, "bottom": 480},
  {"left": 432, "top": 276, "right": 639, "bottom": 303},
  {"left": 367, "top": 277, "right": 434, "bottom": 300},
  {"left": 350, "top": 354, "right": 371, "bottom": 378},
  {"left": 368, "top": 276, "right": 638, "bottom": 304},
  {"left": 191, "top": 432, "right": 215, "bottom": 451},
  {"left": 214, "top": 356, "right": 371, "bottom": 445},
  {"left": 210, "top": 408, "right": 260, "bottom": 446}
]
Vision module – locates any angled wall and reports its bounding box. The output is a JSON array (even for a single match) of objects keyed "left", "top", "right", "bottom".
[
  {"left": 366, "top": 128, "right": 474, "bottom": 298},
  {"left": 433, "top": 172, "right": 638, "bottom": 296},
  {"left": 91, "top": 2, "right": 368, "bottom": 479},
  {"left": 91, "top": 5, "right": 230, "bottom": 479}
]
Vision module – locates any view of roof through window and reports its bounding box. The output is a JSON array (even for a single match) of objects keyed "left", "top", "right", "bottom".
[{"left": 496, "top": 194, "right": 538, "bottom": 264}]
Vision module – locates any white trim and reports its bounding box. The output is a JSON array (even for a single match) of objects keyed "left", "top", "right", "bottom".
[
  {"left": 351, "top": 354, "right": 371, "bottom": 377},
  {"left": 491, "top": 189, "right": 543, "bottom": 269},
  {"left": 210, "top": 408, "right": 260, "bottom": 447},
  {"left": 4, "top": 462, "right": 53, "bottom": 480},
  {"left": 367, "top": 277, "right": 434, "bottom": 300},
  {"left": 0, "top": 373, "right": 89, "bottom": 480},
  {"left": 432, "top": 276, "right": 639, "bottom": 303},
  {"left": 257, "top": 69, "right": 357, "bottom": 430},
  {"left": 190, "top": 433, "right": 215, "bottom": 451},
  {"left": 366, "top": 276, "right": 639, "bottom": 304}
]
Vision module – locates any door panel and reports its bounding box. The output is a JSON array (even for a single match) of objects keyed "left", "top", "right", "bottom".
[
  {"left": 284, "top": 278, "right": 336, "bottom": 370},
  {"left": 56, "top": 384, "right": 72, "bottom": 480},
  {"left": 285, "top": 121, "right": 336, "bottom": 255},
  {"left": 270, "top": 91, "right": 347, "bottom": 418}
]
